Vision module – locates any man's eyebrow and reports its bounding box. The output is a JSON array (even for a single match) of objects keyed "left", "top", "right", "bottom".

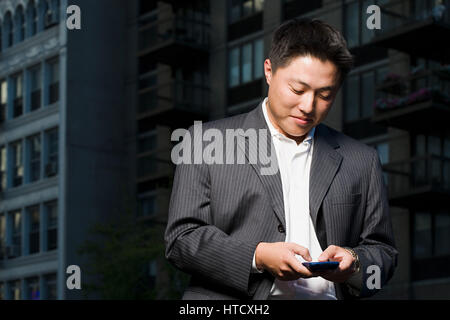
[{"left": 291, "top": 79, "right": 334, "bottom": 91}]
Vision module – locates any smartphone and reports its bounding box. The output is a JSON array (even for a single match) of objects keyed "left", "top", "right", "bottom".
[{"left": 302, "top": 261, "right": 339, "bottom": 272}]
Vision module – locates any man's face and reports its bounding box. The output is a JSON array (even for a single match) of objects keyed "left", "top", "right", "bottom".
[{"left": 264, "top": 55, "right": 339, "bottom": 142}]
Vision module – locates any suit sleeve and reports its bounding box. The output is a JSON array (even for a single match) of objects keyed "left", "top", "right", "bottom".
[
  {"left": 164, "top": 126, "right": 260, "bottom": 297},
  {"left": 344, "top": 148, "right": 398, "bottom": 298}
]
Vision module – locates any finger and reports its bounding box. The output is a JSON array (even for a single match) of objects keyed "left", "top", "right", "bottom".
[
  {"left": 289, "top": 243, "right": 312, "bottom": 262},
  {"left": 286, "top": 255, "right": 316, "bottom": 278},
  {"left": 318, "top": 245, "right": 338, "bottom": 262},
  {"left": 339, "top": 250, "right": 354, "bottom": 271}
]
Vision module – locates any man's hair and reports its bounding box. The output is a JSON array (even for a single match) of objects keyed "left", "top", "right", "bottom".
[{"left": 268, "top": 18, "right": 354, "bottom": 86}]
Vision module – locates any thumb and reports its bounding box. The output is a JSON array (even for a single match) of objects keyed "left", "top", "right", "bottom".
[
  {"left": 318, "top": 245, "right": 338, "bottom": 262},
  {"left": 290, "top": 243, "right": 312, "bottom": 262}
]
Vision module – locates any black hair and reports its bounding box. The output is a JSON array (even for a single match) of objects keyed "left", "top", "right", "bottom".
[{"left": 268, "top": 18, "right": 354, "bottom": 86}]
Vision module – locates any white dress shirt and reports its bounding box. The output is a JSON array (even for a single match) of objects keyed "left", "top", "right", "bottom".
[{"left": 252, "top": 97, "right": 337, "bottom": 300}]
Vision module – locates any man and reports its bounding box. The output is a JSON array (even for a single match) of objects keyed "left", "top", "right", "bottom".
[{"left": 165, "top": 18, "right": 397, "bottom": 300}]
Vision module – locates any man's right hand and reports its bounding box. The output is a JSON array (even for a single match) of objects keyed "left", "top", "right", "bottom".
[{"left": 254, "top": 242, "right": 316, "bottom": 281}]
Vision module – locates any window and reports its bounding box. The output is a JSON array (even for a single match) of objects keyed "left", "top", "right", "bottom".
[
  {"left": 46, "top": 59, "right": 59, "bottom": 105},
  {"left": 29, "top": 65, "right": 42, "bottom": 111},
  {"left": 0, "top": 146, "right": 6, "bottom": 191},
  {"left": 148, "top": 260, "right": 157, "bottom": 288},
  {"left": 9, "top": 210, "right": 22, "bottom": 258},
  {"left": 344, "top": 0, "right": 381, "bottom": 48},
  {"left": 45, "top": 201, "right": 57, "bottom": 251},
  {"left": 27, "top": 205, "right": 40, "bottom": 255},
  {"left": 413, "top": 210, "right": 450, "bottom": 259},
  {"left": 44, "top": 274, "right": 57, "bottom": 299},
  {"left": 0, "top": 79, "right": 7, "bottom": 122},
  {"left": 3, "top": 12, "right": 13, "bottom": 49},
  {"left": 228, "top": 38, "right": 264, "bottom": 88},
  {"left": 344, "top": 66, "right": 388, "bottom": 123},
  {"left": 25, "top": 277, "right": 40, "bottom": 300},
  {"left": 283, "top": 0, "right": 322, "bottom": 20},
  {"left": 8, "top": 280, "right": 21, "bottom": 300},
  {"left": 0, "top": 213, "right": 5, "bottom": 260},
  {"left": 44, "top": 0, "right": 59, "bottom": 29},
  {"left": 12, "top": 73, "right": 24, "bottom": 118},
  {"left": 139, "top": 193, "right": 157, "bottom": 217},
  {"left": 229, "top": 0, "right": 264, "bottom": 24},
  {"left": 11, "top": 141, "right": 23, "bottom": 187},
  {"left": 138, "top": 132, "right": 157, "bottom": 153},
  {"left": 412, "top": 134, "right": 450, "bottom": 188},
  {"left": 28, "top": 135, "right": 41, "bottom": 183},
  {"left": 26, "top": 0, "right": 38, "bottom": 37},
  {"left": 14, "top": 6, "right": 25, "bottom": 43},
  {"left": 373, "top": 141, "right": 389, "bottom": 185},
  {"left": 45, "top": 129, "right": 58, "bottom": 177}
]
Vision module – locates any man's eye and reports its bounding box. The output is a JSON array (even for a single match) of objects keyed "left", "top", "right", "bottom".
[
  {"left": 320, "top": 95, "right": 332, "bottom": 100},
  {"left": 293, "top": 89, "right": 304, "bottom": 94}
]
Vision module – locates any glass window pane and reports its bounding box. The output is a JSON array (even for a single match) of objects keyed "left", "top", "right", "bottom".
[
  {"left": 344, "top": 75, "right": 359, "bottom": 122},
  {"left": 44, "top": 274, "right": 57, "bottom": 299},
  {"left": 428, "top": 135, "right": 442, "bottom": 156},
  {"left": 0, "top": 80, "right": 7, "bottom": 105},
  {"left": 361, "top": 71, "right": 375, "bottom": 118},
  {"left": 242, "top": 43, "right": 252, "bottom": 83},
  {"left": 362, "top": 0, "right": 375, "bottom": 44},
  {"left": 30, "top": 67, "right": 41, "bottom": 90},
  {"left": 435, "top": 211, "right": 450, "bottom": 256},
  {"left": 230, "top": 0, "right": 241, "bottom": 23},
  {"left": 253, "top": 38, "right": 264, "bottom": 79},
  {"left": 414, "top": 211, "right": 432, "bottom": 259},
  {"left": 26, "top": 277, "right": 40, "bottom": 300},
  {"left": 254, "top": 0, "right": 264, "bottom": 11},
  {"left": 242, "top": 0, "right": 252, "bottom": 17},
  {"left": 345, "top": 2, "right": 359, "bottom": 48},
  {"left": 376, "top": 142, "right": 389, "bottom": 164},
  {"left": 229, "top": 47, "right": 240, "bottom": 87}
]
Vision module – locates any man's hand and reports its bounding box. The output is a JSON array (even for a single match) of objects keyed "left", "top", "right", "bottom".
[
  {"left": 254, "top": 242, "right": 316, "bottom": 281},
  {"left": 316, "top": 245, "right": 357, "bottom": 283}
]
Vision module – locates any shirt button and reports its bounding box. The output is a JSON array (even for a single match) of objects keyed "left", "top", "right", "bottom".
[{"left": 278, "top": 224, "right": 285, "bottom": 233}]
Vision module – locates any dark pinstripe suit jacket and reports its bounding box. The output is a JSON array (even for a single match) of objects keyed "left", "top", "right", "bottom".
[{"left": 164, "top": 99, "right": 398, "bottom": 300}]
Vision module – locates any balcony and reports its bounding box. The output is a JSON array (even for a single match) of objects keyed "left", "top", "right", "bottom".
[
  {"left": 371, "top": 0, "right": 450, "bottom": 63},
  {"left": 138, "top": 12, "right": 209, "bottom": 67},
  {"left": 372, "top": 68, "right": 450, "bottom": 133},
  {"left": 383, "top": 154, "right": 450, "bottom": 208},
  {"left": 137, "top": 78, "right": 209, "bottom": 129}
]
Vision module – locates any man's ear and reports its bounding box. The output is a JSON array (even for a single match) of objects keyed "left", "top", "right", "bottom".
[{"left": 264, "top": 59, "right": 273, "bottom": 86}]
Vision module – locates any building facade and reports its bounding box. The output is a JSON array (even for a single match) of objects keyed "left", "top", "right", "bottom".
[{"left": 0, "top": 0, "right": 132, "bottom": 300}]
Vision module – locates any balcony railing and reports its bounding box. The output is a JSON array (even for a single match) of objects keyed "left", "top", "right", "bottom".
[
  {"left": 138, "top": 14, "right": 209, "bottom": 54},
  {"left": 138, "top": 80, "right": 209, "bottom": 117},
  {"left": 372, "top": 68, "right": 450, "bottom": 131},
  {"left": 374, "top": 68, "right": 450, "bottom": 111},
  {"left": 372, "top": 0, "right": 450, "bottom": 61},
  {"left": 383, "top": 154, "right": 450, "bottom": 205},
  {"left": 375, "top": 0, "right": 450, "bottom": 35}
]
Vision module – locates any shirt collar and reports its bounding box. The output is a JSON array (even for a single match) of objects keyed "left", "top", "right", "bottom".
[{"left": 261, "top": 97, "right": 315, "bottom": 145}]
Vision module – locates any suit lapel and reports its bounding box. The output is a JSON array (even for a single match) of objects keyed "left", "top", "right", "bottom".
[
  {"left": 237, "top": 101, "right": 286, "bottom": 228},
  {"left": 309, "top": 124, "right": 342, "bottom": 230}
]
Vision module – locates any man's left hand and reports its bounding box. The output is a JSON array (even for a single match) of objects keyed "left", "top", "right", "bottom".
[{"left": 314, "top": 245, "right": 358, "bottom": 283}]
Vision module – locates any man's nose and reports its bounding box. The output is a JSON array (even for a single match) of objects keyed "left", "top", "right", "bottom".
[{"left": 297, "top": 92, "right": 315, "bottom": 115}]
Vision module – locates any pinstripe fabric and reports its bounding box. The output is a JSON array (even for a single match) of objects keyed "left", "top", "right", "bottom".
[{"left": 164, "top": 99, "right": 398, "bottom": 300}]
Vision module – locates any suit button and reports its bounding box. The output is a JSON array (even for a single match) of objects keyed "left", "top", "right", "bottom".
[{"left": 278, "top": 224, "right": 285, "bottom": 233}]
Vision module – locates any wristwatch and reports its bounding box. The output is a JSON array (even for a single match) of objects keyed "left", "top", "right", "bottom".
[{"left": 344, "top": 247, "right": 361, "bottom": 273}]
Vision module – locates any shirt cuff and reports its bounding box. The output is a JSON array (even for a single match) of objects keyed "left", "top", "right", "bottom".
[{"left": 251, "top": 251, "right": 264, "bottom": 273}]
